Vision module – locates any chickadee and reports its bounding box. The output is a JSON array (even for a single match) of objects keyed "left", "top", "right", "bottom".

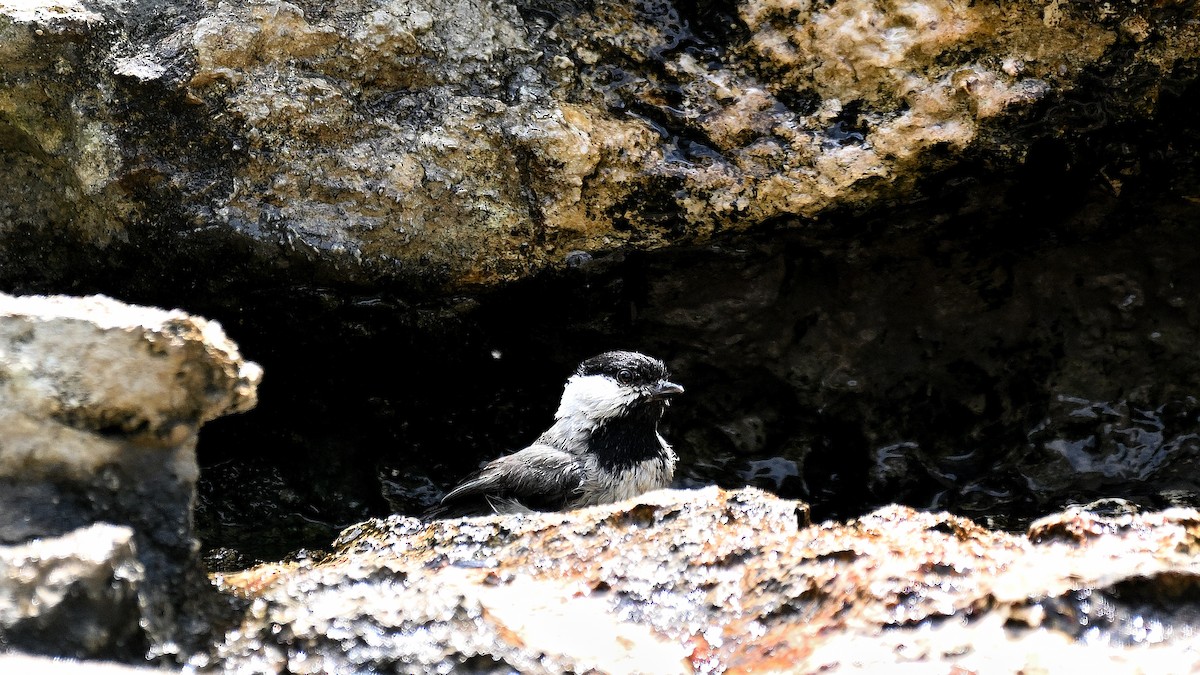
[{"left": 426, "top": 351, "right": 684, "bottom": 518}]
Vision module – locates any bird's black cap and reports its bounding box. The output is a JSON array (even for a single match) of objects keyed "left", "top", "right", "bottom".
[{"left": 576, "top": 351, "right": 672, "bottom": 387}]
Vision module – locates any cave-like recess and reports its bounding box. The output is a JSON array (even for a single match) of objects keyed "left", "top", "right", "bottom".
[{"left": 4, "top": 4, "right": 1200, "bottom": 568}]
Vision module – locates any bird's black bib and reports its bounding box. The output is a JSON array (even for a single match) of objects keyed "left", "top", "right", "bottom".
[{"left": 589, "top": 404, "right": 667, "bottom": 471}]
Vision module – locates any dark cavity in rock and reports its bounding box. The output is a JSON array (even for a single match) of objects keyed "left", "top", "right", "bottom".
[{"left": 3, "top": 36, "right": 1200, "bottom": 570}]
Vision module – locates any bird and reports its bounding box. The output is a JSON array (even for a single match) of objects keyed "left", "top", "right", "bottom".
[{"left": 426, "top": 350, "right": 684, "bottom": 518}]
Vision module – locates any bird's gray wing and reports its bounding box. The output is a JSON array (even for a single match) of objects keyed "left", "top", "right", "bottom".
[{"left": 431, "top": 445, "right": 583, "bottom": 517}]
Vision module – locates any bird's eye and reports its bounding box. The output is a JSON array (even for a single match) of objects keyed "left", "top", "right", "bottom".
[{"left": 617, "top": 369, "right": 635, "bottom": 384}]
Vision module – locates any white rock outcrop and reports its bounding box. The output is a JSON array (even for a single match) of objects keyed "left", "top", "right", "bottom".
[{"left": 0, "top": 293, "right": 260, "bottom": 662}]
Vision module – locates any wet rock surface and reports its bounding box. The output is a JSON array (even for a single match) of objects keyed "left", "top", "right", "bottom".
[
  {"left": 0, "top": 0, "right": 1195, "bottom": 289},
  {"left": 193, "top": 203, "right": 1200, "bottom": 563},
  {"left": 198, "top": 488, "right": 1200, "bottom": 673},
  {"left": 0, "top": 293, "right": 261, "bottom": 662},
  {"left": 2, "top": 293, "right": 1199, "bottom": 671},
  {"left": 4, "top": 0, "right": 1200, "bottom": 666},
  {"left": 2, "top": 0, "right": 1200, "bottom": 560},
  {"left": 0, "top": 653, "right": 169, "bottom": 675},
  {"left": 0, "top": 524, "right": 145, "bottom": 660}
]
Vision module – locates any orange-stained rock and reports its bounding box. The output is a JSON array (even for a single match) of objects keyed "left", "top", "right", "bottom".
[{"left": 204, "top": 488, "right": 1200, "bottom": 673}]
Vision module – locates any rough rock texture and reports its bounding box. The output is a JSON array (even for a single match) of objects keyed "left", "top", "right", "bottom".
[
  {"left": 5, "top": 1, "right": 1200, "bottom": 669},
  {"left": 0, "top": 292, "right": 261, "bottom": 661},
  {"left": 0, "top": 0, "right": 1196, "bottom": 289},
  {"left": 0, "top": 524, "right": 145, "bottom": 660},
  {"left": 5, "top": 0, "right": 1200, "bottom": 594},
  {"left": 198, "top": 488, "right": 1200, "bottom": 674},
  {"left": 0, "top": 653, "right": 171, "bottom": 675}
]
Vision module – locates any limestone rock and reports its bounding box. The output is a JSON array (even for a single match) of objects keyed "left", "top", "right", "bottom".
[
  {"left": 0, "top": 292, "right": 261, "bottom": 661},
  {"left": 200, "top": 487, "right": 1200, "bottom": 673}
]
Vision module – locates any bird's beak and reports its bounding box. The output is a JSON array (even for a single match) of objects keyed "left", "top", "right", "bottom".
[{"left": 649, "top": 380, "right": 685, "bottom": 401}]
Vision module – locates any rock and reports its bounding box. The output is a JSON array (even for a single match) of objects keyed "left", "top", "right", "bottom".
[
  {"left": 5, "top": 2, "right": 1200, "bottom": 657},
  {"left": 0, "top": 524, "right": 145, "bottom": 660},
  {"left": 0, "top": 292, "right": 261, "bottom": 661},
  {"left": 0, "top": 0, "right": 1196, "bottom": 290},
  {"left": 0, "top": 652, "right": 170, "bottom": 675},
  {"left": 4, "top": 0, "right": 1198, "bottom": 554},
  {"left": 199, "top": 487, "right": 1200, "bottom": 673}
]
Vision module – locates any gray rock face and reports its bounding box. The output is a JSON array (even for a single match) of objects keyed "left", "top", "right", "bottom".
[{"left": 0, "top": 293, "right": 261, "bottom": 661}]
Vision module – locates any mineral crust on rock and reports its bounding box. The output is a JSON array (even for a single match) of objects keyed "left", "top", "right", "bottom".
[
  {"left": 0, "top": 524, "right": 145, "bottom": 660},
  {"left": 0, "top": 292, "right": 261, "bottom": 661},
  {"left": 203, "top": 487, "right": 1200, "bottom": 674},
  {"left": 0, "top": 0, "right": 1196, "bottom": 289}
]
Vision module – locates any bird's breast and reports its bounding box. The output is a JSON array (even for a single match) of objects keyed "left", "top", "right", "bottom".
[{"left": 571, "top": 448, "right": 676, "bottom": 507}]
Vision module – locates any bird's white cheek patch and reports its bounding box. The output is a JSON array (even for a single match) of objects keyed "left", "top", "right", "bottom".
[{"left": 556, "top": 374, "right": 637, "bottom": 421}]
